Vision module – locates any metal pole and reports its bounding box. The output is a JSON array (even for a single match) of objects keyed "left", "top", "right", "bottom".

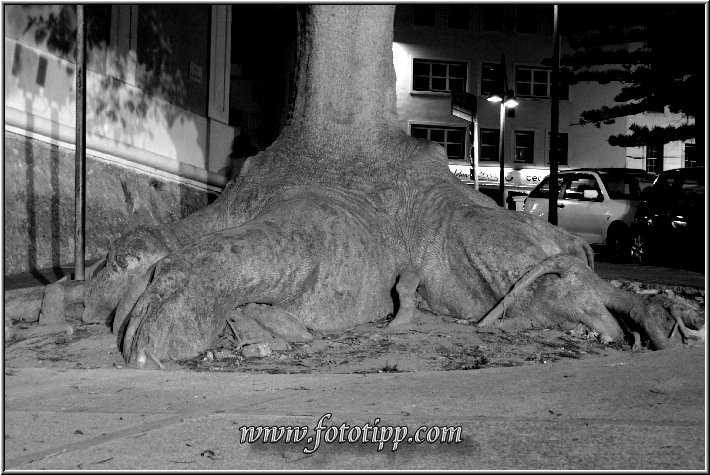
[
  {"left": 74, "top": 4, "right": 86, "bottom": 281},
  {"left": 498, "top": 102, "right": 506, "bottom": 207},
  {"left": 498, "top": 53, "right": 507, "bottom": 207},
  {"left": 548, "top": 4, "right": 560, "bottom": 225},
  {"left": 472, "top": 120, "right": 480, "bottom": 190}
]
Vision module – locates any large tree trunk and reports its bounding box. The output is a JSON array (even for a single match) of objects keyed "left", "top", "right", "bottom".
[{"left": 83, "top": 5, "right": 699, "bottom": 368}]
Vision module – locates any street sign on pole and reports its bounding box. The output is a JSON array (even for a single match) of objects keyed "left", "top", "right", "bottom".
[
  {"left": 451, "top": 90, "right": 477, "bottom": 123},
  {"left": 451, "top": 91, "right": 479, "bottom": 188}
]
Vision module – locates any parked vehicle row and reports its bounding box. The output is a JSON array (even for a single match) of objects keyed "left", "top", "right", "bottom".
[
  {"left": 521, "top": 167, "right": 704, "bottom": 270},
  {"left": 522, "top": 168, "right": 656, "bottom": 261}
]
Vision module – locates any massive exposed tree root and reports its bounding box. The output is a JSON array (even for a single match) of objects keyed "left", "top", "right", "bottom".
[
  {"left": 82, "top": 5, "right": 703, "bottom": 369},
  {"left": 83, "top": 136, "right": 703, "bottom": 369}
]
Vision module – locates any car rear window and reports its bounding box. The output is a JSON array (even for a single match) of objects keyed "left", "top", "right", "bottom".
[{"left": 599, "top": 173, "right": 647, "bottom": 199}]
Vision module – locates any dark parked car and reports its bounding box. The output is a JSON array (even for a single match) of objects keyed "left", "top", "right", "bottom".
[{"left": 629, "top": 167, "right": 705, "bottom": 271}]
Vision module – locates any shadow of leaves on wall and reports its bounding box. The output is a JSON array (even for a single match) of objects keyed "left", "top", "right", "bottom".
[{"left": 19, "top": 4, "right": 192, "bottom": 141}]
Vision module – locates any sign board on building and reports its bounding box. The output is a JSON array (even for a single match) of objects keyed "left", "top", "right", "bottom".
[
  {"left": 451, "top": 91, "right": 477, "bottom": 123},
  {"left": 508, "top": 168, "right": 550, "bottom": 186},
  {"left": 449, "top": 165, "right": 550, "bottom": 188}
]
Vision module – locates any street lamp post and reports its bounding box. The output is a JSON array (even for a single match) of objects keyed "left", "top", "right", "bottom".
[
  {"left": 74, "top": 4, "right": 86, "bottom": 281},
  {"left": 549, "top": 4, "right": 561, "bottom": 225},
  {"left": 487, "top": 54, "right": 518, "bottom": 207}
]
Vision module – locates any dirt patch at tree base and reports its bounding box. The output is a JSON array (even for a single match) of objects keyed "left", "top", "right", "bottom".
[
  {"left": 2, "top": 310, "right": 634, "bottom": 374},
  {"left": 4, "top": 282, "right": 702, "bottom": 374}
]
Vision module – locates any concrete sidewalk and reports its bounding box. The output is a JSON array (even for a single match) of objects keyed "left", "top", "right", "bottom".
[
  {"left": 3, "top": 346, "right": 705, "bottom": 470},
  {"left": 594, "top": 261, "right": 705, "bottom": 289}
]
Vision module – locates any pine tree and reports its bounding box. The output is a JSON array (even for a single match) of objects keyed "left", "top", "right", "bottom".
[{"left": 560, "top": 4, "right": 703, "bottom": 149}]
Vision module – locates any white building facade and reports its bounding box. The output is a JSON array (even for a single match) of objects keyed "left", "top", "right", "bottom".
[
  {"left": 3, "top": 5, "right": 235, "bottom": 275},
  {"left": 392, "top": 4, "right": 698, "bottom": 201}
]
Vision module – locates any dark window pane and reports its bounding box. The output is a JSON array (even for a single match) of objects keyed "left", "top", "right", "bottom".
[
  {"left": 515, "top": 131, "right": 534, "bottom": 163},
  {"left": 533, "top": 70, "right": 549, "bottom": 83},
  {"left": 481, "top": 5, "right": 504, "bottom": 31},
  {"left": 137, "top": 5, "right": 210, "bottom": 115},
  {"left": 517, "top": 134, "right": 532, "bottom": 147},
  {"left": 480, "top": 129, "right": 499, "bottom": 161},
  {"left": 448, "top": 5, "right": 469, "bottom": 29},
  {"left": 413, "top": 61, "right": 429, "bottom": 76},
  {"left": 482, "top": 63, "right": 500, "bottom": 81},
  {"left": 447, "top": 130, "right": 463, "bottom": 143},
  {"left": 532, "top": 83, "right": 548, "bottom": 96},
  {"left": 482, "top": 63, "right": 502, "bottom": 95},
  {"left": 413, "top": 5, "right": 436, "bottom": 26},
  {"left": 431, "top": 77, "right": 447, "bottom": 90},
  {"left": 432, "top": 63, "right": 447, "bottom": 77},
  {"left": 516, "top": 5, "right": 537, "bottom": 33},
  {"left": 430, "top": 129, "right": 445, "bottom": 142},
  {"left": 411, "top": 127, "right": 428, "bottom": 139},
  {"left": 413, "top": 76, "right": 430, "bottom": 90},
  {"left": 516, "top": 67, "right": 531, "bottom": 82},
  {"left": 447, "top": 144, "right": 462, "bottom": 158}
]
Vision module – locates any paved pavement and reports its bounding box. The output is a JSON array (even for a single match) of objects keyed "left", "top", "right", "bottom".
[{"left": 3, "top": 346, "right": 705, "bottom": 470}]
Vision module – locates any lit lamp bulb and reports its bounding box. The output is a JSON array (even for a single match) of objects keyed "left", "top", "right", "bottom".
[
  {"left": 487, "top": 93, "right": 503, "bottom": 103},
  {"left": 503, "top": 96, "right": 518, "bottom": 108}
]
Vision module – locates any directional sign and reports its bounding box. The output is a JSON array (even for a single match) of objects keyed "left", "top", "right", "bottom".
[{"left": 451, "top": 91, "right": 477, "bottom": 123}]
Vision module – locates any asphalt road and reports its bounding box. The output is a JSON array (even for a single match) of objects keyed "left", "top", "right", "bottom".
[{"left": 594, "top": 261, "right": 705, "bottom": 289}]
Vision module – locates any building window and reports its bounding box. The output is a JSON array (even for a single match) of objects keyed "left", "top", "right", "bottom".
[
  {"left": 514, "top": 131, "right": 534, "bottom": 163},
  {"left": 480, "top": 128, "right": 499, "bottom": 161},
  {"left": 516, "top": 66, "right": 569, "bottom": 99},
  {"left": 447, "top": 5, "right": 469, "bottom": 29},
  {"left": 480, "top": 62, "right": 502, "bottom": 96},
  {"left": 516, "top": 66, "right": 550, "bottom": 98},
  {"left": 480, "top": 4, "right": 504, "bottom": 31},
  {"left": 684, "top": 143, "right": 700, "bottom": 167},
  {"left": 412, "top": 5, "right": 436, "bottom": 27},
  {"left": 548, "top": 132, "right": 568, "bottom": 165},
  {"left": 411, "top": 124, "right": 466, "bottom": 160},
  {"left": 516, "top": 5, "right": 537, "bottom": 33},
  {"left": 412, "top": 59, "right": 466, "bottom": 92},
  {"left": 645, "top": 144, "right": 663, "bottom": 173}
]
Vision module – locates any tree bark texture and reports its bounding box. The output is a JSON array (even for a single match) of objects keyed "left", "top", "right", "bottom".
[{"left": 83, "top": 5, "right": 701, "bottom": 368}]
